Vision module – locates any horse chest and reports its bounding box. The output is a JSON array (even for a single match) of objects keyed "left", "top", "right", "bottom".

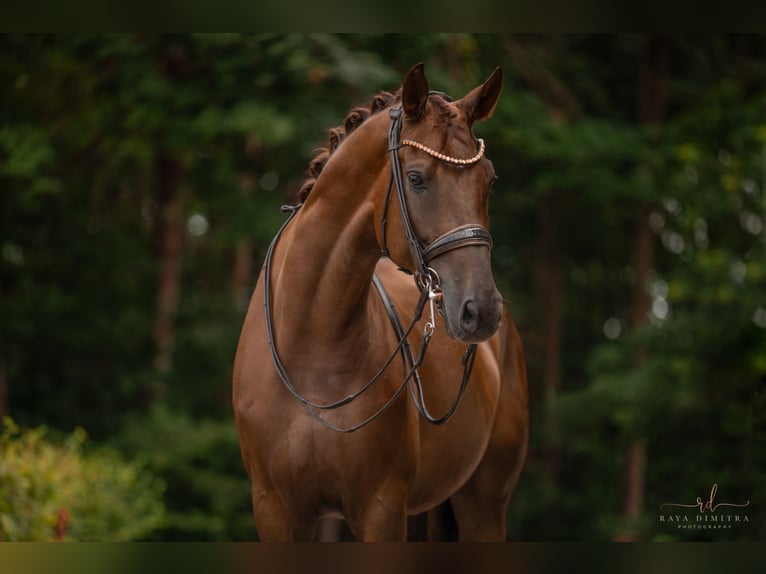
[{"left": 409, "top": 373, "right": 499, "bottom": 510}]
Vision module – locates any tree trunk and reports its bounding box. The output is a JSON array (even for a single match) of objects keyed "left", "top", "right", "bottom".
[
  {"left": 505, "top": 35, "right": 577, "bottom": 489},
  {"left": 541, "top": 191, "right": 562, "bottom": 485},
  {"left": 231, "top": 173, "right": 256, "bottom": 309},
  {"left": 615, "top": 33, "right": 668, "bottom": 542},
  {"left": 152, "top": 153, "right": 186, "bottom": 378},
  {"left": 616, "top": 203, "right": 654, "bottom": 542}
]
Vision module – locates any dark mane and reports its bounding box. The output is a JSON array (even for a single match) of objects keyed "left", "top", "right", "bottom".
[{"left": 298, "top": 90, "right": 397, "bottom": 202}]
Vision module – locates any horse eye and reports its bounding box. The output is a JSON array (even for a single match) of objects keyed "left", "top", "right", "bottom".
[{"left": 407, "top": 172, "right": 425, "bottom": 192}]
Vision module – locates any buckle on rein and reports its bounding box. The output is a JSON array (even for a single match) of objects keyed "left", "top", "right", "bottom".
[{"left": 416, "top": 268, "right": 443, "bottom": 337}]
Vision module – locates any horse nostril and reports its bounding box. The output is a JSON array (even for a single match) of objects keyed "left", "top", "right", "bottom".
[{"left": 460, "top": 299, "right": 479, "bottom": 332}]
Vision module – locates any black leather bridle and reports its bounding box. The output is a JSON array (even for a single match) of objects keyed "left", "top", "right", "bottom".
[
  {"left": 381, "top": 106, "right": 494, "bottom": 285},
  {"left": 262, "top": 104, "right": 494, "bottom": 433}
]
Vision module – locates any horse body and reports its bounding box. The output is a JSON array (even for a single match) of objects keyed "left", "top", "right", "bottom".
[{"left": 233, "top": 64, "right": 528, "bottom": 541}]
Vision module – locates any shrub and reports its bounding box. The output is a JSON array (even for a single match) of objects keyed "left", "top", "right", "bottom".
[
  {"left": 0, "top": 417, "right": 165, "bottom": 541},
  {"left": 112, "top": 404, "right": 254, "bottom": 540}
]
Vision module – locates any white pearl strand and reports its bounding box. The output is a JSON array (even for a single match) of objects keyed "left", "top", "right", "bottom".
[{"left": 400, "top": 138, "right": 485, "bottom": 166}]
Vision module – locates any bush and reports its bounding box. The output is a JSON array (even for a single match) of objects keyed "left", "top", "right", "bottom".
[
  {"left": 112, "top": 404, "right": 254, "bottom": 540},
  {"left": 0, "top": 417, "right": 165, "bottom": 541}
]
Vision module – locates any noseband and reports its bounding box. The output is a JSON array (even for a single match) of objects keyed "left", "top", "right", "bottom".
[{"left": 381, "top": 106, "right": 494, "bottom": 287}]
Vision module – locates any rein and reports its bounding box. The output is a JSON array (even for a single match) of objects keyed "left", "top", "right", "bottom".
[{"left": 263, "top": 105, "right": 492, "bottom": 433}]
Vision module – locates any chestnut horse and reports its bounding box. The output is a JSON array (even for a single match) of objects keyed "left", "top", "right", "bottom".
[{"left": 233, "top": 63, "right": 528, "bottom": 541}]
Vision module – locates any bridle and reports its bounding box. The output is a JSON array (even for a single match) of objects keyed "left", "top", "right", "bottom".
[
  {"left": 262, "top": 103, "right": 495, "bottom": 433},
  {"left": 380, "top": 105, "right": 494, "bottom": 287}
]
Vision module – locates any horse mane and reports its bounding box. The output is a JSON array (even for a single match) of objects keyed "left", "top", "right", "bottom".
[
  {"left": 296, "top": 88, "right": 463, "bottom": 202},
  {"left": 298, "top": 90, "right": 398, "bottom": 202}
]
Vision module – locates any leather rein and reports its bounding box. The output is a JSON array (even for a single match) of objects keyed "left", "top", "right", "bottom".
[{"left": 262, "top": 105, "right": 493, "bottom": 433}]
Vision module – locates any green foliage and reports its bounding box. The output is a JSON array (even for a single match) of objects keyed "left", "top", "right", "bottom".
[
  {"left": 111, "top": 405, "right": 252, "bottom": 541},
  {"left": 2, "top": 34, "right": 765, "bottom": 542},
  {"left": 0, "top": 418, "right": 165, "bottom": 541},
  {"left": 504, "top": 35, "right": 766, "bottom": 542}
]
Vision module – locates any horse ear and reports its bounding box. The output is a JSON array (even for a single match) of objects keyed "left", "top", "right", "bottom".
[
  {"left": 402, "top": 62, "right": 429, "bottom": 121},
  {"left": 459, "top": 66, "right": 503, "bottom": 124}
]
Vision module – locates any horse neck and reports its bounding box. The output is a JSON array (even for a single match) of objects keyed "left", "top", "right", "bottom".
[{"left": 272, "top": 113, "right": 390, "bottom": 351}]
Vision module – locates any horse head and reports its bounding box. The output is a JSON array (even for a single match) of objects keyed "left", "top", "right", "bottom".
[{"left": 376, "top": 63, "right": 504, "bottom": 344}]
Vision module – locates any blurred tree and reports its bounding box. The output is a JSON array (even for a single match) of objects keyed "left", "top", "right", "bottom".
[
  {"left": 503, "top": 34, "right": 583, "bottom": 491},
  {"left": 1, "top": 34, "right": 763, "bottom": 541},
  {"left": 616, "top": 33, "right": 670, "bottom": 542}
]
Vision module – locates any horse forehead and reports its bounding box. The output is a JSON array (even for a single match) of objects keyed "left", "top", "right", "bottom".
[
  {"left": 414, "top": 104, "right": 476, "bottom": 151},
  {"left": 437, "top": 100, "right": 469, "bottom": 128}
]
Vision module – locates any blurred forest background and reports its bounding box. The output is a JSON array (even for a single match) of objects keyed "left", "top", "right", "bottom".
[{"left": 1, "top": 34, "right": 764, "bottom": 541}]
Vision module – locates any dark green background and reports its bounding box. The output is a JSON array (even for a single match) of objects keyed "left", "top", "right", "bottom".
[{"left": 1, "top": 34, "right": 763, "bottom": 541}]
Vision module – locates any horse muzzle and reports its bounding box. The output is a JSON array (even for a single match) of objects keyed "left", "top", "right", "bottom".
[
  {"left": 423, "top": 228, "right": 502, "bottom": 344},
  {"left": 439, "top": 282, "right": 503, "bottom": 344}
]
